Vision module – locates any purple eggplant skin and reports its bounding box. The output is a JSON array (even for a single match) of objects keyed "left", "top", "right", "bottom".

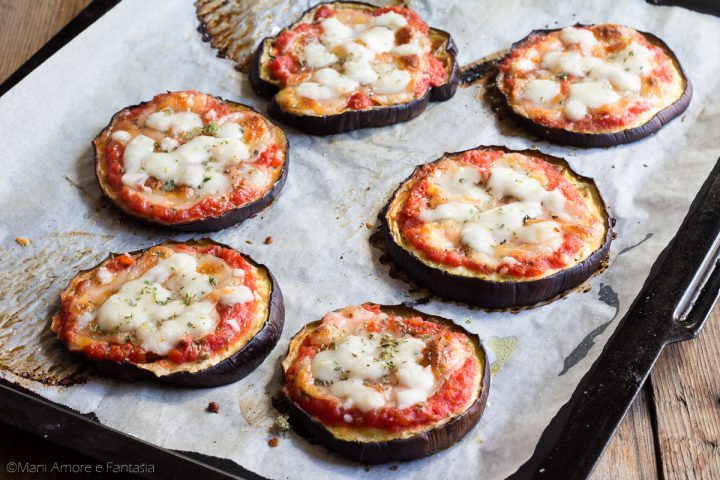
[
  {"left": 94, "top": 97, "right": 290, "bottom": 232},
  {"left": 249, "top": 1, "right": 459, "bottom": 135},
  {"left": 280, "top": 305, "right": 490, "bottom": 463},
  {"left": 381, "top": 146, "right": 614, "bottom": 309},
  {"left": 61, "top": 240, "right": 285, "bottom": 388},
  {"left": 496, "top": 26, "right": 692, "bottom": 148}
]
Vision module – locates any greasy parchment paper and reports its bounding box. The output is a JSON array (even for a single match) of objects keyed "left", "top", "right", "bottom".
[{"left": 2, "top": 0, "right": 720, "bottom": 478}]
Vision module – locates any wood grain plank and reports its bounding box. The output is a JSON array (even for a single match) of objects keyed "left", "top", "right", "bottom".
[
  {"left": 0, "top": 0, "right": 92, "bottom": 84},
  {"left": 590, "top": 384, "right": 659, "bottom": 480},
  {"left": 651, "top": 308, "right": 720, "bottom": 480}
]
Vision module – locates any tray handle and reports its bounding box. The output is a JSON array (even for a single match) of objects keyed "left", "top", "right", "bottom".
[{"left": 669, "top": 237, "right": 720, "bottom": 342}]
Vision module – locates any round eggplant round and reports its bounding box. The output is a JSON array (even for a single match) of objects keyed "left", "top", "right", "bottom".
[
  {"left": 381, "top": 146, "right": 613, "bottom": 309},
  {"left": 249, "top": 2, "right": 459, "bottom": 135},
  {"left": 51, "top": 239, "right": 284, "bottom": 388},
  {"left": 94, "top": 90, "right": 289, "bottom": 232},
  {"left": 280, "top": 304, "right": 490, "bottom": 463},
  {"left": 495, "top": 24, "right": 692, "bottom": 148}
]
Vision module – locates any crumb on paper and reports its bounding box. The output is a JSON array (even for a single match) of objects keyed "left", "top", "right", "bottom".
[
  {"left": 15, "top": 237, "right": 31, "bottom": 247},
  {"left": 271, "top": 414, "right": 291, "bottom": 437},
  {"left": 268, "top": 437, "right": 279, "bottom": 448},
  {"left": 206, "top": 401, "right": 220, "bottom": 413},
  {"left": 264, "top": 236, "right": 273, "bottom": 245},
  {"left": 245, "top": 240, "right": 253, "bottom": 245},
  {"left": 365, "top": 223, "right": 373, "bottom": 230}
]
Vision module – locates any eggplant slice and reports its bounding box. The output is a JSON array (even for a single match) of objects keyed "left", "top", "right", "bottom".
[
  {"left": 249, "top": 2, "right": 459, "bottom": 135},
  {"left": 381, "top": 146, "right": 613, "bottom": 309},
  {"left": 281, "top": 304, "right": 489, "bottom": 463},
  {"left": 94, "top": 91, "right": 289, "bottom": 232},
  {"left": 52, "top": 239, "right": 284, "bottom": 388},
  {"left": 495, "top": 24, "right": 691, "bottom": 148}
]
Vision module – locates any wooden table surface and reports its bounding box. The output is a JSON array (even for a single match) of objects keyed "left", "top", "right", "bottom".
[{"left": 1, "top": 1, "right": 719, "bottom": 479}]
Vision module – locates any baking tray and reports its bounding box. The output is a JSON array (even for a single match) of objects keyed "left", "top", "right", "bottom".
[{"left": 1, "top": 1, "right": 720, "bottom": 479}]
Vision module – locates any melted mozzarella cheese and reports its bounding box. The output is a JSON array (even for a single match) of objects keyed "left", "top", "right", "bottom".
[
  {"left": 372, "top": 63, "right": 411, "bottom": 94},
  {"left": 239, "top": 164, "right": 270, "bottom": 187},
  {"left": 121, "top": 117, "right": 251, "bottom": 195},
  {"left": 617, "top": 42, "right": 654, "bottom": 75},
  {"left": 560, "top": 26, "right": 597, "bottom": 50},
  {"left": 217, "top": 121, "right": 244, "bottom": 139},
  {"left": 515, "top": 58, "right": 537, "bottom": 72},
  {"left": 296, "top": 68, "right": 360, "bottom": 100},
  {"left": 523, "top": 79, "right": 560, "bottom": 104},
  {"left": 320, "top": 17, "right": 354, "bottom": 45},
  {"left": 95, "top": 253, "right": 252, "bottom": 356},
  {"left": 360, "top": 26, "right": 395, "bottom": 53},
  {"left": 460, "top": 202, "right": 545, "bottom": 256},
  {"left": 420, "top": 163, "right": 572, "bottom": 259},
  {"left": 97, "top": 254, "right": 214, "bottom": 355},
  {"left": 314, "top": 68, "right": 359, "bottom": 94},
  {"left": 395, "top": 362, "right": 435, "bottom": 409},
  {"left": 433, "top": 166, "right": 491, "bottom": 203},
  {"left": 424, "top": 226, "right": 456, "bottom": 250},
  {"left": 76, "top": 311, "right": 95, "bottom": 330},
  {"left": 588, "top": 62, "right": 641, "bottom": 92},
  {"left": 219, "top": 285, "right": 254, "bottom": 305},
  {"left": 393, "top": 37, "right": 426, "bottom": 56},
  {"left": 159, "top": 137, "right": 179, "bottom": 152},
  {"left": 295, "top": 11, "right": 426, "bottom": 102},
  {"left": 568, "top": 81, "right": 620, "bottom": 108},
  {"left": 541, "top": 51, "right": 586, "bottom": 77},
  {"left": 96, "top": 267, "right": 113, "bottom": 285},
  {"left": 330, "top": 379, "right": 386, "bottom": 412},
  {"left": 530, "top": 31, "right": 655, "bottom": 121},
  {"left": 516, "top": 221, "right": 563, "bottom": 245},
  {"left": 146, "top": 110, "right": 203, "bottom": 134},
  {"left": 343, "top": 41, "right": 376, "bottom": 63},
  {"left": 564, "top": 100, "right": 588, "bottom": 121},
  {"left": 342, "top": 42, "right": 378, "bottom": 84},
  {"left": 303, "top": 42, "right": 338, "bottom": 68},
  {"left": 419, "top": 201, "right": 479, "bottom": 223},
  {"left": 295, "top": 82, "right": 335, "bottom": 100},
  {"left": 372, "top": 11, "right": 408, "bottom": 29},
  {"left": 111, "top": 130, "right": 131, "bottom": 143},
  {"left": 311, "top": 332, "right": 433, "bottom": 412},
  {"left": 540, "top": 49, "right": 642, "bottom": 93}
]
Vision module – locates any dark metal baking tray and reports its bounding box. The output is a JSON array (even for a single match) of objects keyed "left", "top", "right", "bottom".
[{"left": 1, "top": 1, "right": 719, "bottom": 479}]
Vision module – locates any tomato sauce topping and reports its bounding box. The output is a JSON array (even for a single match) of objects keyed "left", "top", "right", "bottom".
[
  {"left": 284, "top": 307, "right": 480, "bottom": 432},
  {"left": 497, "top": 25, "right": 683, "bottom": 133},
  {"left": 55, "top": 243, "right": 262, "bottom": 366},
  {"left": 267, "top": 5, "right": 450, "bottom": 111},
  {"left": 97, "top": 91, "right": 285, "bottom": 225},
  {"left": 394, "top": 149, "right": 605, "bottom": 279}
]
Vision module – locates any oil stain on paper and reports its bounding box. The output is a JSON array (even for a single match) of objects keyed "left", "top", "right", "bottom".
[
  {"left": 487, "top": 335, "right": 519, "bottom": 375},
  {"left": 0, "top": 232, "right": 114, "bottom": 386}
]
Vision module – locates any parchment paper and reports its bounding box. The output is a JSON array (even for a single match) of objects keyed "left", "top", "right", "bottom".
[{"left": 2, "top": 1, "right": 720, "bottom": 479}]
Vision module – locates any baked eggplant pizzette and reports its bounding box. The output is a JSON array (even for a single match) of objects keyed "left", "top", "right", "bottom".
[
  {"left": 250, "top": 2, "right": 458, "bottom": 134},
  {"left": 95, "top": 91, "right": 289, "bottom": 231},
  {"left": 383, "top": 147, "right": 612, "bottom": 308},
  {"left": 52, "top": 240, "right": 284, "bottom": 387},
  {"left": 281, "top": 304, "right": 489, "bottom": 463},
  {"left": 497, "top": 24, "right": 691, "bottom": 147}
]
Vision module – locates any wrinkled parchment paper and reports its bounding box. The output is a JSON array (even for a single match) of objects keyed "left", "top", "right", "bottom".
[{"left": 2, "top": 1, "right": 720, "bottom": 478}]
